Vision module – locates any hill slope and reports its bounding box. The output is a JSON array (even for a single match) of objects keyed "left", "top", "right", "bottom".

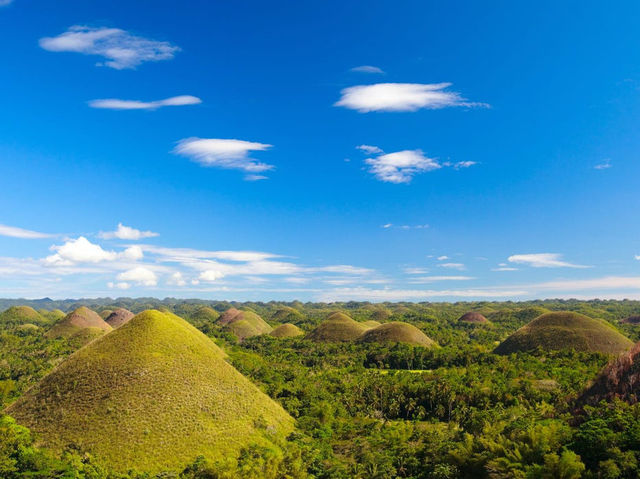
[
  {"left": 0, "top": 306, "right": 47, "bottom": 326},
  {"left": 104, "top": 308, "right": 135, "bottom": 328},
  {"left": 307, "top": 312, "right": 367, "bottom": 342},
  {"left": 46, "top": 306, "right": 112, "bottom": 342},
  {"left": 494, "top": 311, "right": 633, "bottom": 355},
  {"left": 359, "top": 322, "right": 437, "bottom": 347},
  {"left": 219, "top": 308, "right": 272, "bottom": 340},
  {"left": 458, "top": 312, "right": 488, "bottom": 324},
  {"left": 6, "top": 310, "right": 293, "bottom": 473},
  {"left": 270, "top": 323, "right": 304, "bottom": 338}
]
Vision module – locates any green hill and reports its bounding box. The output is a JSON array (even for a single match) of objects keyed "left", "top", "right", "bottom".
[
  {"left": 0, "top": 306, "right": 47, "bottom": 326},
  {"left": 6, "top": 310, "right": 294, "bottom": 474},
  {"left": 42, "top": 309, "right": 66, "bottom": 321},
  {"left": 99, "top": 309, "right": 114, "bottom": 319},
  {"left": 359, "top": 322, "right": 437, "bottom": 347},
  {"left": 46, "top": 306, "right": 112, "bottom": 344},
  {"left": 271, "top": 306, "right": 304, "bottom": 323},
  {"left": 307, "top": 312, "right": 367, "bottom": 342},
  {"left": 105, "top": 308, "right": 135, "bottom": 328},
  {"left": 361, "top": 320, "right": 382, "bottom": 329},
  {"left": 219, "top": 308, "right": 272, "bottom": 340},
  {"left": 494, "top": 311, "right": 633, "bottom": 355},
  {"left": 270, "top": 323, "right": 304, "bottom": 338},
  {"left": 458, "top": 312, "right": 488, "bottom": 324},
  {"left": 190, "top": 305, "right": 220, "bottom": 323}
]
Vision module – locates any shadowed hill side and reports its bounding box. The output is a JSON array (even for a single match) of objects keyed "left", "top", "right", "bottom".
[
  {"left": 621, "top": 315, "right": 640, "bottom": 324},
  {"left": 307, "top": 312, "right": 367, "bottom": 342},
  {"left": 6, "top": 310, "right": 294, "bottom": 474},
  {"left": 494, "top": 312, "right": 633, "bottom": 355},
  {"left": 104, "top": 308, "right": 135, "bottom": 328},
  {"left": 270, "top": 323, "right": 304, "bottom": 338},
  {"left": 359, "top": 322, "right": 437, "bottom": 347}
]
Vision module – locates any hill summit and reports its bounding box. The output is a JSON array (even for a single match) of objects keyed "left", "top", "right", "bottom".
[
  {"left": 104, "top": 308, "right": 135, "bottom": 328},
  {"left": 458, "top": 312, "right": 488, "bottom": 324},
  {"left": 219, "top": 308, "right": 272, "bottom": 340},
  {"left": 6, "top": 310, "right": 293, "bottom": 473},
  {"left": 0, "top": 306, "right": 47, "bottom": 326},
  {"left": 306, "top": 312, "right": 367, "bottom": 342},
  {"left": 270, "top": 323, "right": 304, "bottom": 338},
  {"left": 46, "top": 306, "right": 112, "bottom": 343},
  {"left": 494, "top": 311, "right": 633, "bottom": 355}
]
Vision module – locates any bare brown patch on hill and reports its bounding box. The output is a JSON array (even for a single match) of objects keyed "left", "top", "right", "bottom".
[
  {"left": 458, "top": 312, "right": 488, "bottom": 324},
  {"left": 105, "top": 308, "right": 135, "bottom": 328}
]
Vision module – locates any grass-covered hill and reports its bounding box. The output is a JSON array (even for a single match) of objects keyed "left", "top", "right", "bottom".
[
  {"left": 46, "top": 306, "right": 112, "bottom": 344},
  {"left": 219, "top": 308, "right": 272, "bottom": 340},
  {"left": 0, "top": 306, "right": 48, "bottom": 327},
  {"left": 358, "top": 321, "right": 437, "bottom": 347},
  {"left": 104, "top": 308, "right": 135, "bottom": 328},
  {"left": 99, "top": 309, "right": 114, "bottom": 319},
  {"left": 190, "top": 305, "right": 220, "bottom": 323},
  {"left": 271, "top": 306, "right": 304, "bottom": 323},
  {"left": 270, "top": 323, "right": 304, "bottom": 338},
  {"left": 306, "top": 312, "right": 367, "bottom": 342},
  {"left": 458, "top": 312, "right": 488, "bottom": 324},
  {"left": 361, "top": 320, "right": 382, "bottom": 330},
  {"left": 494, "top": 311, "right": 633, "bottom": 355},
  {"left": 5, "top": 309, "right": 294, "bottom": 474}
]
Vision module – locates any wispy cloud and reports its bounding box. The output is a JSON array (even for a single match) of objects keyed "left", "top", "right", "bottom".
[
  {"left": 366, "top": 149, "right": 441, "bottom": 183},
  {"left": 99, "top": 223, "right": 159, "bottom": 240},
  {"left": 403, "top": 267, "right": 429, "bottom": 274},
  {"left": 408, "top": 275, "right": 475, "bottom": 283},
  {"left": 0, "top": 224, "right": 55, "bottom": 239},
  {"left": 438, "top": 262, "right": 466, "bottom": 270},
  {"left": 318, "top": 287, "right": 524, "bottom": 302},
  {"left": 174, "top": 138, "right": 274, "bottom": 175},
  {"left": 244, "top": 174, "right": 269, "bottom": 182},
  {"left": 381, "top": 223, "right": 429, "bottom": 230},
  {"left": 39, "top": 26, "right": 179, "bottom": 69},
  {"left": 335, "top": 83, "right": 488, "bottom": 112},
  {"left": 0, "top": 0, "right": 13, "bottom": 7},
  {"left": 350, "top": 65, "right": 385, "bottom": 74},
  {"left": 437, "top": 255, "right": 449, "bottom": 261},
  {"left": 508, "top": 253, "right": 589, "bottom": 269},
  {"left": 594, "top": 159, "right": 612, "bottom": 170},
  {"left": 444, "top": 160, "right": 477, "bottom": 169},
  {"left": 88, "top": 95, "right": 201, "bottom": 110},
  {"left": 356, "top": 144, "right": 383, "bottom": 154}
]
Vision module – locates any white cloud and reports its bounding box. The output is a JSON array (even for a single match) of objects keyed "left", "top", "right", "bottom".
[
  {"left": 356, "top": 144, "right": 383, "bottom": 154},
  {"left": 318, "top": 287, "right": 525, "bottom": 302},
  {"left": 439, "top": 263, "right": 466, "bottom": 270},
  {"left": 122, "top": 245, "right": 144, "bottom": 261},
  {"left": 244, "top": 174, "right": 269, "bottom": 181},
  {"left": 528, "top": 276, "right": 640, "bottom": 292},
  {"left": 403, "top": 267, "right": 429, "bottom": 274},
  {"left": 199, "top": 270, "right": 225, "bottom": 282},
  {"left": 437, "top": 255, "right": 449, "bottom": 261},
  {"left": 39, "top": 26, "right": 179, "bottom": 70},
  {"left": 508, "top": 253, "right": 588, "bottom": 269},
  {"left": 88, "top": 95, "right": 201, "bottom": 110},
  {"left": 99, "top": 223, "right": 159, "bottom": 240},
  {"left": 107, "top": 281, "right": 131, "bottom": 290},
  {"left": 116, "top": 266, "right": 157, "bottom": 286},
  {"left": 174, "top": 138, "right": 274, "bottom": 174},
  {"left": 492, "top": 267, "right": 518, "bottom": 271},
  {"left": 594, "top": 159, "right": 612, "bottom": 170},
  {"left": 445, "top": 160, "right": 477, "bottom": 169},
  {"left": 167, "top": 271, "right": 186, "bottom": 286},
  {"left": 408, "top": 276, "right": 475, "bottom": 283},
  {"left": 0, "top": 224, "right": 54, "bottom": 239},
  {"left": 45, "top": 236, "right": 117, "bottom": 265},
  {"left": 314, "top": 265, "right": 374, "bottom": 275},
  {"left": 635, "top": 255, "right": 640, "bottom": 261},
  {"left": 335, "top": 82, "right": 487, "bottom": 112},
  {"left": 365, "top": 149, "right": 441, "bottom": 183},
  {"left": 350, "top": 65, "right": 385, "bottom": 74}
]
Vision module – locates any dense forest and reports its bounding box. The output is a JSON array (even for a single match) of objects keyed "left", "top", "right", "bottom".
[{"left": 2, "top": 299, "right": 640, "bottom": 478}]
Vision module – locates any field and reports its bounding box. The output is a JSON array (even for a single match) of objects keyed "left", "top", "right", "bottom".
[{"left": 1, "top": 298, "right": 640, "bottom": 478}]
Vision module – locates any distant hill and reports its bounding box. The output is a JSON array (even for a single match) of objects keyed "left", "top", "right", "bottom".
[
  {"left": 6, "top": 310, "right": 294, "bottom": 473},
  {"left": 270, "top": 323, "right": 304, "bottom": 338},
  {"left": 219, "top": 308, "right": 272, "bottom": 340},
  {"left": 359, "top": 322, "right": 437, "bottom": 347},
  {"left": 307, "top": 312, "right": 367, "bottom": 342},
  {"left": 104, "top": 308, "right": 135, "bottom": 328},
  {"left": 46, "top": 306, "right": 112, "bottom": 344},
  {"left": 621, "top": 315, "right": 640, "bottom": 324},
  {"left": 494, "top": 311, "right": 633, "bottom": 355},
  {"left": 361, "top": 320, "right": 382, "bottom": 330},
  {"left": 0, "top": 306, "right": 48, "bottom": 326},
  {"left": 190, "top": 306, "right": 220, "bottom": 323},
  {"left": 271, "top": 306, "right": 304, "bottom": 323},
  {"left": 458, "top": 312, "right": 488, "bottom": 324}
]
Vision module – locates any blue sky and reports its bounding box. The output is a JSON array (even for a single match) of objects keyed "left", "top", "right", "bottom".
[{"left": 0, "top": 0, "right": 639, "bottom": 301}]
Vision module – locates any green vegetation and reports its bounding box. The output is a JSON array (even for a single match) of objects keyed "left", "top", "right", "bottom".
[
  {"left": 495, "top": 311, "right": 633, "bottom": 355},
  {"left": 2, "top": 299, "right": 640, "bottom": 477},
  {"left": 270, "top": 323, "right": 304, "bottom": 338},
  {"left": 359, "top": 321, "right": 437, "bottom": 347},
  {"left": 0, "top": 306, "right": 48, "bottom": 327},
  {"left": 6, "top": 309, "right": 293, "bottom": 474}
]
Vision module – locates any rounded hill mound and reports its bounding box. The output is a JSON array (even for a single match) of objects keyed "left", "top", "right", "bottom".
[
  {"left": 270, "top": 323, "right": 304, "bottom": 338},
  {"left": 361, "top": 320, "right": 382, "bottom": 330},
  {"left": 219, "top": 308, "right": 272, "bottom": 340},
  {"left": 494, "top": 311, "right": 633, "bottom": 355},
  {"left": 271, "top": 306, "right": 303, "bottom": 322},
  {"left": 105, "top": 308, "right": 135, "bottom": 328},
  {"left": 458, "top": 312, "right": 488, "bottom": 324},
  {"left": 306, "top": 312, "right": 366, "bottom": 342},
  {"left": 46, "top": 306, "right": 112, "bottom": 343},
  {"left": 99, "top": 309, "right": 114, "bottom": 319},
  {"left": 0, "top": 306, "right": 47, "bottom": 326},
  {"left": 5, "top": 310, "right": 294, "bottom": 474},
  {"left": 359, "top": 322, "right": 437, "bottom": 347},
  {"left": 190, "top": 306, "right": 220, "bottom": 323}
]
